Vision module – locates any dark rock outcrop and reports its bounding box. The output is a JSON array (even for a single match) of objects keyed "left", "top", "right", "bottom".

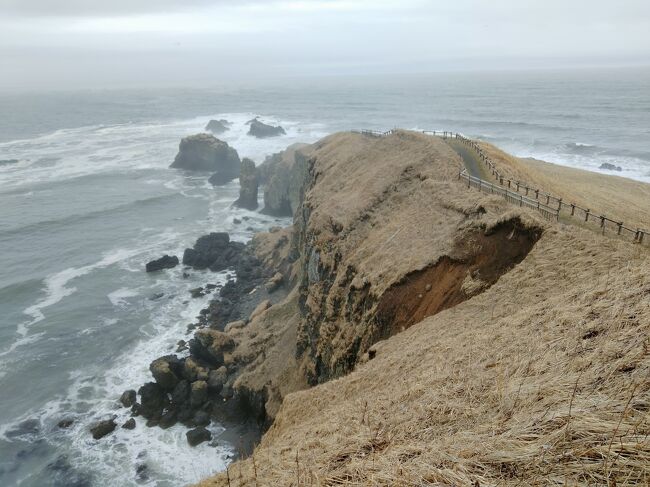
[
  {"left": 600, "top": 162, "right": 622, "bottom": 171},
  {"left": 186, "top": 427, "right": 211, "bottom": 446},
  {"left": 90, "top": 419, "right": 116, "bottom": 440},
  {"left": 258, "top": 145, "right": 310, "bottom": 217},
  {"left": 235, "top": 158, "right": 259, "bottom": 210},
  {"left": 145, "top": 255, "right": 179, "bottom": 272},
  {"left": 137, "top": 382, "right": 169, "bottom": 420},
  {"left": 248, "top": 119, "right": 285, "bottom": 138},
  {"left": 205, "top": 119, "right": 229, "bottom": 134},
  {"left": 188, "top": 329, "right": 235, "bottom": 368},
  {"left": 122, "top": 418, "right": 136, "bottom": 430},
  {"left": 170, "top": 134, "right": 240, "bottom": 184},
  {"left": 149, "top": 355, "right": 183, "bottom": 391},
  {"left": 120, "top": 390, "right": 137, "bottom": 408},
  {"left": 182, "top": 233, "right": 246, "bottom": 272}
]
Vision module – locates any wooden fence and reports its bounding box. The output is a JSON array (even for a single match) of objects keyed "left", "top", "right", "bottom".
[{"left": 352, "top": 129, "right": 648, "bottom": 245}]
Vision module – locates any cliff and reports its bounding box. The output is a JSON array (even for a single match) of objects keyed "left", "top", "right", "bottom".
[{"left": 198, "top": 130, "right": 650, "bottom": 486}]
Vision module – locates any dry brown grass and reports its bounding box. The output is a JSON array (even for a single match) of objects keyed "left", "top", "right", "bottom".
[
  {"left": 197, "top": 131, "right": 650, "bottom": 487},
  {"left": 479, "top": 142, "right": 650, "bottom": 232}
]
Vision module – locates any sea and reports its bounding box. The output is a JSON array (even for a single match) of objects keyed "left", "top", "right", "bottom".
[{"left": 1, "top": 68, "right": 649, "bottom": 487}]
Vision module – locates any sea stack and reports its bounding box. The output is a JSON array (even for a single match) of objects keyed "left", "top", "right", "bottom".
[
  {"left": 170, "top": 134, "right": 241, "bottom": 184},
  {"left": 248, "top": 119, "right": 286, "bottom": 138},
  {"left": 235, "top": 158, "right": 259, "bottom": 210}
]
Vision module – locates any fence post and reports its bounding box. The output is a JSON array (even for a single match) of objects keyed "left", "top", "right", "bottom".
[
  {"left": 585, "top": 209, "right": 590, "bottom": 222},
  {"left": 600, "top": 216, "right": 605, "bottom": 235},
  {"left": 516, "top": 182, "right": 520, "bottom": 191},
  {"left": 508, "top": 180, "right": 511, "bottom": 188},
  {"left": 571, "top": 204, "right": 575, "bottom": 216},
  {"left": 640, "top": 231, "right": 645, "bottom": 244},
  {"left": 520, "top": 195, "right": 523, "bottom": 207},
  {"left": 617, "top": 222, "right": 623, "bottom": 235},
  {"left": 535, "top": 189, "right": 539, "bottom": 200},
  {"left": 558, "top": 198, "right": 562, "bottom": 211},
  {"left": 525, "top": 186, "right": 529, "bottom": 196}
]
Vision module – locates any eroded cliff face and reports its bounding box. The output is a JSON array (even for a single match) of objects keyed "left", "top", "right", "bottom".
[{"left": 227, "top": 130, "right": 544, "bottom": 424}]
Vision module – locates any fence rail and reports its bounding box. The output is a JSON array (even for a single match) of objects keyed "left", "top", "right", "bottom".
[{"left": 353, "top": 128, "right": 648, "bottom": 246}]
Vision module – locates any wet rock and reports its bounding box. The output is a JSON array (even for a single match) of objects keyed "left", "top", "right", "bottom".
[
  {"left": 193, "top": 410, "right": 211, "bottom": 427},
  {"left": 145, "top": 255, "right": 179, "bottom": 272},
  {"left": 159, "top": 410, "right": 177, "bottom": 429},
  {"left": 248, "top": 119, "right": 285, "bottom": 138},
  {"left": 205, "top": 119, "right": 229, "bottom": 134},
  {"left": 186, "top": 426, "right": 211, "bottom": 446},
  {"left": 90, "top": 419, "right": 116, "bottom": 440},
  {"left": 182, "top": 357, "right": 207, "bottom": 382},
  {"left": 149, "top": 356, "right": 182, "bottom": 391},
  {"left": 190, "top": 287, "right": 205, "bottom": 299},
  {"left": 0, "top": 159, "right": 20, "bottom": 166},
  {"left": 600, "top": 162, "right": 622, "bottom": 171},
  {"left": 235, "top": 158, "right": 259, "bottom": 210},
  {"left": 150, "top": 292, "right": 165, "bottom": 301},
  {"left": 120, "top": 389, "right": 137, "bottom": 408},
  {"left": 135, "top": 463, "right": 149, "bottom": 482},
  {"left": 233, "top": 218, "right": 242, "bottom": 224},
  {"left": 176, "top": 340, "right": 188, "bottom": 352},
  {"left": 57, "top": 418, "right": 74, "bottom": 429},
  {"left": 122, "top": 418, "right": 136, "bottom": 430},
  {"left": 170, "top": 134, "right": 240, "bottom": 179},
  {"left": 137, "top": 382, "right": 169, "bottom": 420},
  {"left": 206, "top": 283, "right": 218, "bottom": 290},
  {"left": 190, "top": 381, "right": 208, "bottom": 407},
  {"left": 171, "top": 379, "right": 191, "bottom": 406}
]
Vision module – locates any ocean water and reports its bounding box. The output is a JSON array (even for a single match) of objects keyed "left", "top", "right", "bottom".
[{"left": 0, "top": 68, "right": 649, "bottom": 487}]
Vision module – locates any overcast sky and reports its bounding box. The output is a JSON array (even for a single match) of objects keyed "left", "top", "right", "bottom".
[{"left": 1, "top": 0, "right": 649, "bottom": 91}]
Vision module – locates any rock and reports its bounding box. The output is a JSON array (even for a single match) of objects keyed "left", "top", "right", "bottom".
[
  {"left": 120, "top": 390, "right": 137, "bottom": 408},
  {"left": 233, "top": 218, "right": 242, "bottom": 224},
  {"left": 265, "top": 272, "right": 284, "bottom": 293},
  {"left": 186, "top": 427, "right": 212, "bottom": 446},
  {"left": 189, "top": 329, "right": 235, "bottom": 367},
  {"left": 57, "top": 418, "right": 74, "bottom": 429},
  {"left": 250, "top": 299, "right": 272, "bottom": 321},
  {"left": 182, "top": 357, "right": 205, "bottom": 382},
  {"left": 171, "top": 379, "right": 191, "bottom": 406},
  {"left": 600, "top": 162, "right": 622, "bottom": 171},
  {"left": 224, "top": 320, "right": 246, "bottom": 332},
  {"left": 145, "top": 255, "right": 179, "bottom": 272},
  {"left": 207, "top": 366, "right": 228, "bottom": 393},
  {"left": 0, "top": 159, "right": 20, "bottom": 166},
  {"left": 150, "top": 292, "right": 165, "bottom": 301},
  {"left": 149, "top": 356, "right": 182, "bottom": 391},
  {"left": 194, "top": 410, "right": 211, "bottom": 427},
  {"left": 206, "top": 283, "right": 218, "bottom": 290},
  {"left": 122, "top": 418, "right": 136, "bottom": 430},
  {"left": 248, "top": 119, "right": 286, "bottom": 138},
  {"left": 425, "top": 283, "right": 432, "bottom": 291},
  {"left": 159, "top": 410, "right": 177, "bottom": 429},
  {"left": 137, "top": 382, "right": 169, "bottom": 420},
  {"left": 205, "top": 119, "right": 229, "bottom": 134},
  {"left": 208, "top": 171, "right": 235, "bottom": 186},
  {"left": 170, "top": 134, "right": 241, "bottom": 182},
  {"left": 235, "top": 158, "right": 259, "bottom": 210},
  {"left": 259, "top": 145, "right": 310, "bottom": 217},
  {"left": 190, "top": 287, "right": 205, "bottom": 299},
  {"left": 190, "top": 381, "right": 208, "bottom": 407},
  {"left": 182, "top": 232, "right": 246, "bottom": 272},
  {"left": 90, "top": 419, "right": 116, "bottom": 440},
  {"left": 176, "top": 340, "right": 188, "bottom": 352}
]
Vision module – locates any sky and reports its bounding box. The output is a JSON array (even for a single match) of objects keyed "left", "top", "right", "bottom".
[{"left": 1, "top": 0, "right": 650, "bottom": 91}]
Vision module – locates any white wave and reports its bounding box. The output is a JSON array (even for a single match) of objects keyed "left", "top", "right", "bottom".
[{"left": 108, "top": 288, "right": 140, "bottom": 307}]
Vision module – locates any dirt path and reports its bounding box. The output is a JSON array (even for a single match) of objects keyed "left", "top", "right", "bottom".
[{"left": 445, "top": 138, "right": 489, "bottom": 179}]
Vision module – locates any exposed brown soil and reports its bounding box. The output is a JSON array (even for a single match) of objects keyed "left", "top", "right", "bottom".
[{"left": 376, "top": 218, "right": 541, "bottom": 336}]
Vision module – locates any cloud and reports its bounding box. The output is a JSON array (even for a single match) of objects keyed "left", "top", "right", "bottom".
[{"left": 0, "top": 0, "right": 247, "bottom": 17}]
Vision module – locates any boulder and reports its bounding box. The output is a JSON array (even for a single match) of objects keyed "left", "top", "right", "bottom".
[
  {"left": 145, "top": 255, "right": 179, "bottom": 272},
  {"left": 190, "top": 329, "right": 235, "bottom": 366},
  {"left": 170, "top": 134, "right": 240, "bottom": 182},
  {"left": 90, "top": 419, "right": 117, "bottom": 440},
  {"left": 248, "top": 119, "right": 286, "bottom": 138},
  {"left": 182, "top": 232, "right": 247, "bottom": 272},
  {"left": 57, "top": 418, "right": 74, "bottom": 429},
  {"left": 149, "top": 356, "right": 182, "bottom": 391},
  {"left": 207, "top": 366, "right": 228, "bottom": 393},
  {"left": 159, "top": 410, "right": 177, "bottom": 429},
  {"left": 600, "top": 162, "right": 622, "bottom": 171},
  {"left": 122, "top": 418, "right": 136, "bottom": 430},
  {"left": 190, "top": 287, "right": 205, "bottom": 299},
  {"left": 193, "top": 411, "right": 211, "bottom": 427},
  {"left": 205, "top": 119, "right": 229, "bottom": 134},
  {"left": 186, "top": 427, "right": 212, "bottom": 446},
  {"left": 120, "top": 389, "right": 137, "bottom": 408},
  {"left": 235, "top": 158, "right": 259, "bottom": 210},
  {"left": 137, "top": 382, "right": 169, "bottom": 420},
  {"left": 182, "top": 357, "right": 206, "bottom": 382},
  {"left": 171, "top": 379, "right": 191, "bottom": 406},
  {"left": 190, "top": 381, "right": 208, "bottom": 407}
]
